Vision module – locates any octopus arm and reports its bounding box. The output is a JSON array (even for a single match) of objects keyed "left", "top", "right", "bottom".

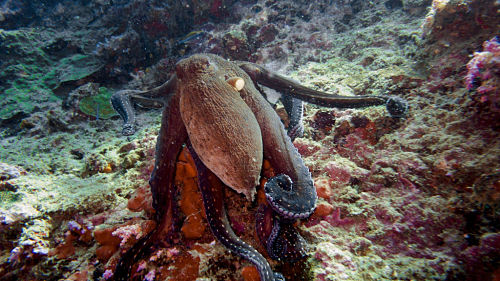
[
  {"left": 187, "top": 142, "right": 284, "bottom": 281},
  {"left": 238, "top": 62, "right": 408, "bottom": 117},
  {"left": 114, "top": 87, "right": 187, "bottom": 281},
  {"left": 149, "top": 86, "right": 187, "bottom": 226},
  {"left": 232, "top": 75, "right": 316, "bottom": 219},
  {"left": 111, "top": 76, "right": 178, "bottom": 135},
  {"left": 280, "top": 94, "right": 304, "bottom": 140},
  {"left": 256, "top": 204, "right": 306, "bottom": 262}
]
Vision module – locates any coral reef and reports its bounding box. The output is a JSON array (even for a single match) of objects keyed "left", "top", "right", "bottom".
[
  {"left": 421, "top": 0, "right": 498, "bottom": 41},
  {"left": 0, "top": 28, "right": 103, "bottom": 136},
  {"left": 0, "top": 0, "right": 499, "bottom": 280},
  {"left": 464, "top": 36, "right": 500, "bottom": 128}
]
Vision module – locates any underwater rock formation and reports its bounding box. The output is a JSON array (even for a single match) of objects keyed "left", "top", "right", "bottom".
[
  {"left": 0, "top": 0, "right": 499, "bottom": 280},
  {"left": 464, "top": 36, "right": 500, "bottom": 129}
]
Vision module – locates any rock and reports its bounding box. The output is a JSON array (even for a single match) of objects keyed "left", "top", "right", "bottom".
[{"left": 0, "top": 162, "right": 26, "bottom": 181}]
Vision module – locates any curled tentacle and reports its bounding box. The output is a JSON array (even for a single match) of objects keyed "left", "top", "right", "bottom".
[
  {"left": 269, "top": 222, "right": 307, "bottom": 262},
  {"left": 386, "top": 96, "right": 409, "bottom": 118},
  {"left": 264, "top": 174, "right": 317, "bottom": 220}
]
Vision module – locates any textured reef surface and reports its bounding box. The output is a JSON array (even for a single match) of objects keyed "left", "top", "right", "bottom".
[{"left": 0, "top": 0, "right": 499, "bottom": 280}]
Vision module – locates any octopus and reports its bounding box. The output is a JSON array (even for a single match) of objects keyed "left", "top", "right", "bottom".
[{"left": 110, "top": 53, "right": 408, "bottom": 280}]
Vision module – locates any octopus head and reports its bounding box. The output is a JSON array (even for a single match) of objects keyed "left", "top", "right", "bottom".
[{"left": 175, "top": 54, "right": 218, "bottom": 80}]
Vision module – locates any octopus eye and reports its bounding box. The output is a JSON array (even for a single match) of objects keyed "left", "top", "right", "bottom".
[{"left": 226, "top": 77, "right": 245, "bottom": 91}]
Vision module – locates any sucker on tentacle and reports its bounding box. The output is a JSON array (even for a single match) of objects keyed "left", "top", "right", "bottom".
[
  {"left": 281, "top": 94, "right": 304, "bottom": 140},
  {"left": 269, "top": 221, "right": 307, "bottom": 262},
  {"left": 256, "top": 204, "right": 307, "bottom": 263},
  {"left": 111, "top": 77, "right": 176, "bottom": 135},
  {"left": 264, "top": 174, "right": 316, "bottom": 219},
  {"left": 110, "top": 90, "right": 141, "bottom": 136},
  {"left": 187, "top": 142, "right": 285, "bottom": 281}
]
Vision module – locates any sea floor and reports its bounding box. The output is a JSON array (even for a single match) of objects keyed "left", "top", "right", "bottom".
[{"left": 0, "top": 0, "right": 499, "bottom": 280}]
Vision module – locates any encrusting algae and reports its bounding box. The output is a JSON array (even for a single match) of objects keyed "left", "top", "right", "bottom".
[{"left": 0, "top": 0, "right": 499, "bottom": 280}]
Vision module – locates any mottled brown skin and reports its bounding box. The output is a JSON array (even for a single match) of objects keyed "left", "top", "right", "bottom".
[
  {"left": 177, "top": 56, "right": 263, "bottom": 200},
  {"left": 110, "top": 54, "right": 408, "bottom": 281}
]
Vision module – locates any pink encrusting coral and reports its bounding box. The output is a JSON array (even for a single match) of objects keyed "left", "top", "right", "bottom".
[
  {"left": 465, "top": 37, "right": 500, "bottom": 109},
  {"left": 1, "top": 0, "right": 499, "bottom": 280},
  {"left": 465, "top": 37, "right": 500, "bottom": 88}
]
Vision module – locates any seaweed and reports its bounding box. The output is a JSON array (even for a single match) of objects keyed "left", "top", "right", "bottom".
[{"left": 78, "top": 87, "right": 117, "bottom": 119}]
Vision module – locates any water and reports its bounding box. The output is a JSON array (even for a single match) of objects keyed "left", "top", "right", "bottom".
[{"left": 0, "top": 0, "right": 499, "bottom": 280}]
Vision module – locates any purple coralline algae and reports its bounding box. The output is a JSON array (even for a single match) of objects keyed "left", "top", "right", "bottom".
[
  {"left": 0, "top": 0, "right": 499, "bottom": 280},
  {"left": 465, "top": 37, "right": 500, "bottom": 110}
]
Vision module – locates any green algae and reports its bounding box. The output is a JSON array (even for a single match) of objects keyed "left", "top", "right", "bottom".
[
  {"left": 0, "top": 191, "right": 21, "bottom": 206},
  {"left": 0, "top": 28, "right": 102, "bottom": 121},
  {"left": 0, "top": 107, "right": 162, "bottom": 265},
  {"left": 288, "top": 17, "right": 423, "bottom": 100},
  {"left": 0, "top": 30, "right": 55, "bottom": 120},
  {"left": 78, "top": 87, "right": 117, "bottom": 119},
  {"left": 0, "top": 109, "right": 162, "bottom": 210},
  {"left": 45, "top": 53, "right": 101, "bottom": 89}
]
